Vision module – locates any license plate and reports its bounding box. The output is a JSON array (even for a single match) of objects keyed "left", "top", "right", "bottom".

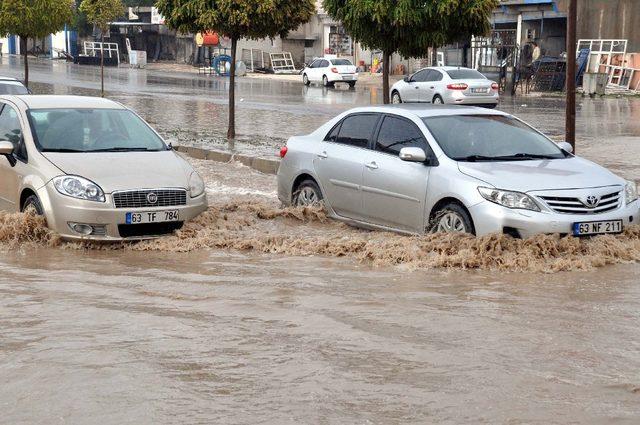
[
  {"left": 126, "top": 210, "right": 180, "bottom": 224},
  {"left": 572, "top": 220, "right": 623, "bottom": 236},
  {"left": 471, "top": 88, "right": 489, "bottom": 93},
  {"left": 342, "top": 75, "right": 353, "bottom": 80}
]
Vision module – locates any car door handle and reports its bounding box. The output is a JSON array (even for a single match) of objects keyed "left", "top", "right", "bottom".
[
  {"left": 365, "top": 161, "right": 378, "bottom": 170},
  {"left": 317, "top": 151, "right": 328, "bottom": 159},
  {"left": 430, "top": 86, "right": 435, "bottom": 89}
]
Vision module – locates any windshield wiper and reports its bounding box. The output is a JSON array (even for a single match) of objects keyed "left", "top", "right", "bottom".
[
  {"left": 510, "top": 153, "right": 559, "bottom": 160},
  {"left": 87, "top": 147, "right": 159, "bottom": 152},
  {"left": 453, "top": 155, "right": 500, "bottom": 162},
  {"left": 41, "top": 148, "right": 85, "bottom": 153},
  {"left": 454, "top": 153, "right": 559, "bottom": 162}
]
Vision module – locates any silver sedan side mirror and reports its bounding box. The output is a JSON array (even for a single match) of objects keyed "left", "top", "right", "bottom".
[
  {"left": 557, "top": 141, "right": 574, "bottom": 153},
  {"left": 399, "top": 147, "right": 427, "bottom": 162},
  {"left": 0, "top": 140, "right": 14, "bottom": 155}
]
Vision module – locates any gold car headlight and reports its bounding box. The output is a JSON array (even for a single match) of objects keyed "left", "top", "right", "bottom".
[
  {"left": 53, "top": 175, "right": 105, "bottom": 202},
  {"left": 189, "top": 171, "right": 205, "bottom": 198}
]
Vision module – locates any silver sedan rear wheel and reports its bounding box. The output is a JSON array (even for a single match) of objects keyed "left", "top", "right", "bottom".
[
  {"left": 293, "top": 180, "right": 324, "bottom": 207},
  {"left": 433, "top": 95, "right": 444, "bottom": 105}
]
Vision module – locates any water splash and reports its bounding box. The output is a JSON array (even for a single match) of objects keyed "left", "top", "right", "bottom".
[{"left": 3, "top": 201, "right": 640, "bottom": 272}]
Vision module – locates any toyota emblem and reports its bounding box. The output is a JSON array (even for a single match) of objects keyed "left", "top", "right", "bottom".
[
  {"left": 146, "top": 192, "right": 158, "bottom": 204},
  {"left": 584, "top": 195, "right": 600, "bottom": 208}
]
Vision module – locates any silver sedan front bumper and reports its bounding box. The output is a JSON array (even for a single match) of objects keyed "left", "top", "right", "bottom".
[{"left": 469, "top": 200, "right": 640, "bottom": 238}]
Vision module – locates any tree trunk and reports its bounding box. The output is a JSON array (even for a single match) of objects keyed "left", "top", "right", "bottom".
[
  {"left": 21, "top": 37, "right": 29, "bottom": 88},
  {"left": 382, "top": 51, "right": 390, "bottom": 104},
  {"left": 227, "top": 37, "right": 238, "bottom": 139},
  {"left": 432, "top": 46, "right": 438, "bottom": 66},
  {"left": 100, "top": 33, "right": 105, "bottom": 97}
]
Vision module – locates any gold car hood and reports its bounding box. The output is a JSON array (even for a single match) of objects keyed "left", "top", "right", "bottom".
[{"left": 42, "top": 150, "right": 192, "bottom": 193}]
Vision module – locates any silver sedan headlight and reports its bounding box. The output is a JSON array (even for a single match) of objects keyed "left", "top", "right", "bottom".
[
  {"left": 53, "top": 175, "right": 105, "bottom": 202},
  {"left": 189, "top": 171, "right": 205, "bottom": 198},
  {"left": 625, "top": 180, "right": 638, "bottom": 204},
  {"left": 478, "top": 187, "right": 540, "bottom": 212}
]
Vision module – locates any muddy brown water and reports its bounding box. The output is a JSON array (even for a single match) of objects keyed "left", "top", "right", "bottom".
[{"left": 2, "top": 160, "right": 640, "bottom": 424}]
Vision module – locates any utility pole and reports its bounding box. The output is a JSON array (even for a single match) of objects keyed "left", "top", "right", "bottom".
[{"left": 566, "top": 0, "right": 577, "bottom": 152}]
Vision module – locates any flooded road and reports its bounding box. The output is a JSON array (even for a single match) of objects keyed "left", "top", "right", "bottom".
[
  {"left": 2, "top": 250, "right": 640, "bottom": 424},
  {"left": 1, "top": 58, "right": 640, "bottom": 423}
]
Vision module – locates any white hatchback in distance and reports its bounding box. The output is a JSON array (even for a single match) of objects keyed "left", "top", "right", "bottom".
[
  {"left": 277, "top": 105, "right": 639, "bottom": 238},
  {"left": 0, "top": 95, "right": 208, "bottom": 240},
  {"left": 302, "top": 57, "right": 358, "bottom": 88}
]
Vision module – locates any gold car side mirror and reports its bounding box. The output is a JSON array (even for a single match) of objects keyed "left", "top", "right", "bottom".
[{"left": 0, "top": 140, "right": 16, "bottom": 167}]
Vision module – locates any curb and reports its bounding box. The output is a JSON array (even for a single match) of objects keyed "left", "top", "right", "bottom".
[{"left": 175, "top": 145, "right": 280, "bottom": 175}]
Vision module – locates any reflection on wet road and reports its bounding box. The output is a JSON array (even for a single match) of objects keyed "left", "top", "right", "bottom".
[{"left": 1, "top": 57, "right": 640, "bottom": 424}]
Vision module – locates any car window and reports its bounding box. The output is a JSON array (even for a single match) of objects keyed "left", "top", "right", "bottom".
[
  {"left": 28, "top": 108, "right": 167, "bottom": 153},
  {"left": 335, "top": 114, "right": 379, "bottom": 148},
  {"left": 376, "top": 115, "right": 428, "bottom": 156},
  {"left": 446, "top": 69, "right": 487, "bottom": 80},
  {"left": 412, "top": 70, "right": 429, "bottom": 82},
  {"left": 331, "top": 59, "right": 352, "bottom": 66},
  {"left": 320, "top": 60, "right": 330, "bottom": 68},
  {"left": 0, "top": 81, "right": 29, "bottom": 95},
  {"left": 428, "top": 70, "right": 443, "bottom": 82},
  {"left": 0, "top": 103, "right": 26, "bottom": 160},
  {"left": 308, "top": 60, "right": 318, "bottom": 68},
  {"left": 324, "top": 122, "right": 342, "bottom": 142},
  {"left": 422, "top": 115, "right": 566, "bottom": 160}
]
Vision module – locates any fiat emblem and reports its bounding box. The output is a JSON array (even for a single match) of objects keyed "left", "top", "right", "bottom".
[
  {"left": 584, "top": 195, "right": 600, "bottom": 208},
  {"left": 147, "top": 192, "right": 158, "bottom": 204}
]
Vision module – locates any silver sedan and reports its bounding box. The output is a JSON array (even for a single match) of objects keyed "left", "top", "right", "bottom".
[
  {"left": 277, "top": 105, "right": 639, "bottom": 238},
  {"left": 390, "top": 67, "right": 499, "bottom": 107}
]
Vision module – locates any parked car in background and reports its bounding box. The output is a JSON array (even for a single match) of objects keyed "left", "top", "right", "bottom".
[
  {"left": 302, "top": 57, "right": 358, "bottom": 88},
  {"left": 390, "top": 67, "right": 499, "bottom": 108},
  {"left": 0, "top": 95, "right": 208, "bottom": 240},
  {"left": 0, "top": 77, "right": 29, "bottom": 95},
  {"left": 277, "top": 105, "right": 639, "bottom": 238}
]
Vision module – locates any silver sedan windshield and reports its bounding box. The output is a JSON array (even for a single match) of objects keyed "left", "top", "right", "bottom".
[
  {"left": 423, "top": 115, "right": 567, "bottom": 161},
  {"left": 28, "top": 108, "right": 167, "bottom": 153}
]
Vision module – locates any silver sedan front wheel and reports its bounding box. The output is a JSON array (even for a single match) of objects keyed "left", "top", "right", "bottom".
[
  {"left": 434, "top": 212, "right": 467, "bottom": 233},
  {"left": 430, "top": 202, "right": 475, "bottom": 235},
  {"left": 392, "top": 91, "right": 402, "bottom": 104}
]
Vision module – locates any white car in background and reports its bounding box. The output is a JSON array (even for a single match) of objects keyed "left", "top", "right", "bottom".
[
  {"left": 390, "top": 67, "right": 499, "bottom": 108},
  {"left": 302, "top": 57, "right": 358, "bottom": 88}
]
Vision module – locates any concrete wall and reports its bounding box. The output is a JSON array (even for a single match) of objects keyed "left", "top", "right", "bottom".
[{"left": 574, "top": 0, "right": 640, "bottom": 52}]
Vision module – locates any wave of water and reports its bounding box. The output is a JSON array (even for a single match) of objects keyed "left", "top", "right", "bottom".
[{"left": 3, "top": 201, "right": 640, "bottom": 272}]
